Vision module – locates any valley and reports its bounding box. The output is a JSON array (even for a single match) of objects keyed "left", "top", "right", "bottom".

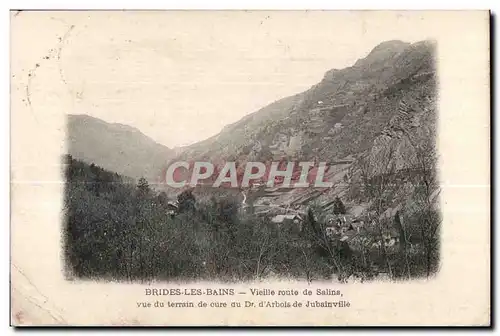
[{"left": 64, "top": 39, "right": 441, "bottom": 282}]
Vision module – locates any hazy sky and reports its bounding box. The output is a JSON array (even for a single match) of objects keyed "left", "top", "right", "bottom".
[{"left": 12, "top": 11, "right": 435, "bottom": 148}]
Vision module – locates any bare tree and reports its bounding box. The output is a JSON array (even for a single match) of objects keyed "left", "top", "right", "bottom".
[
  {"left": 410, "top": 135, "right": 441, "bottom": 278},
  {"left": 358, "top": 145, "right": 398, "bottom": 279},
  {"left": 303, "top": 206, "right": 362, "bottom": 282},
  {"left": 394, "top": 210, "right": 412, "bottom": 279}
]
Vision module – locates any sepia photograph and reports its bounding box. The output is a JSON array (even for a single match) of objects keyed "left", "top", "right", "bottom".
[
  {"left": 64, "top": 37, "right": 439, "bottom": 284},
  {"left": 10, "top": 10, "right": 490, "bottom": 326}
]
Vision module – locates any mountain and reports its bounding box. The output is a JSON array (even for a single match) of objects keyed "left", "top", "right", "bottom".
[
  {"left": 173, "top": 39, "right": 438, "bottom": 213},
  {"left": 178, "top": 40, "right": 435, "bottom": 162},
  {"left": 68, "top": 114, "right": 172, "bottom": 182}
]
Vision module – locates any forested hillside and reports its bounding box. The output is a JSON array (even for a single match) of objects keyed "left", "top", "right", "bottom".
[{"left": 63, "top": 155, "right": 439, "bottom": 282}]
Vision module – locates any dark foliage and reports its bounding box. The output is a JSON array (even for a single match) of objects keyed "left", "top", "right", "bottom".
[
  {"left": 332, "top": 197, "right": 347, "bottom": 215},
  {"left": 63, "top": 155, "right": 439, "bottom": 282},
  {"left": 177, "top": 188, "right": 196, "bottom": 214}
]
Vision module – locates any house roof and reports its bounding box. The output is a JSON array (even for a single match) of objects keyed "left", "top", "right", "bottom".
[
  {"left": 271, "top": 215, "right": 286, "bottom": 223},
  {"left": 271, "top": 214, "right": 302, "bottom": 223},
  {"left": 379, "top": 205, "right": 402, "bottom": 220}
]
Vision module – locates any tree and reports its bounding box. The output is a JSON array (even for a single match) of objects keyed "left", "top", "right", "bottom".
[
  {"left": 332, "top": 197, "right": 346, "bottom": 215},
  {"left": 357, "top": 146, "right": 398, "bottom": 279},
  {"left": 63, "top": 154, "right": 72, "bottom": 164},
  {"left": 177, "top": 188, "right": 196, "bottom": 213},
  {"left": 302, "top": 206, "right": 347, "bottom": 281},
  {"left": 410, "top": 135, "right": 441, "bottom": 278},
  {"left": 394, "top": 210, "right": 411, "bottom": 279},
  {"left": 156, "top": 191, "right": 168, "bottom": 206},
  {"left": 137, "top": 177, "right": 150, "bottom": 196}
]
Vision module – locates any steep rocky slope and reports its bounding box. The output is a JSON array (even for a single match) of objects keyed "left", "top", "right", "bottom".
[
  {"left": 177, "top": 40, "right": 435, "bottom": 162},
  {"left": 171, "top": 40, "right": 438, "bottom": 214}
]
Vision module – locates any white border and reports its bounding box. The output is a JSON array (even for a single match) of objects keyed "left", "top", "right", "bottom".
[{"left": 3, "top": 1, "right": 496, "bottom": 335}]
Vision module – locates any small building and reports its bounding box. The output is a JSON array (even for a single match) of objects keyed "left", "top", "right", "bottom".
[
  {"left": 351, "top": 218, "right": 365, "bottom": 233},
  {"left": 371, "top": 229, "right": 400, "bottom": 249},
  {"left": 271, "top": 214, "right": 304, "bottom": 233},
  {"left": 166, "top": 201, "right": 179, "bottom": 216},
  {"left": 323, "top": 213, "right": 364, "bottom": 240},
  {"left": 271, "top": 214, "right": 303, "bottom": 224},
  {"left": 330, "top": 214, "right": 356, "bottom": 228},
  {"left": 382, "top": 230, "right": 400, "bottom": 248},
  {"left": 325, "top": 226, "right": 339, "bottom": 237}
]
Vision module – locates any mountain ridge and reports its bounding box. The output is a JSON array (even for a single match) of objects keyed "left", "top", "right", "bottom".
[
  {"left": 175, "top": 39, "right": 436, "bottom": 164},
  {"left": 165, "top": 39, "right": 437, "bottom": 214},
  {"left": 68, "top": 113, "right": 172, "bottom": 182}
]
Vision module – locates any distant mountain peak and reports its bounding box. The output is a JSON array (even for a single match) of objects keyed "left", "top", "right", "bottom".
[
  {"left": 354, "top": 40, "right": 411, "bottom": 68},
  {"left": 69, "top": 114, "right": 150, "bottom": 137},
  {"left": 369, "top": 40, "right": 410, "bottom": 53},
  {"left": 68, "top": 114, "right": 172, "bottom": 182}
]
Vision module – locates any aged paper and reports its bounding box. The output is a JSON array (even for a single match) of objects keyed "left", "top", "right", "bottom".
[{"left": 10, "top": 10, "right": 490, "bottom": 326}]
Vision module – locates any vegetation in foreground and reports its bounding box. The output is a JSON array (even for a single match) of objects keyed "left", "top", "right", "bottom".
[{"left": 63, "top": 154, "right": 440, "bottom": 283}]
